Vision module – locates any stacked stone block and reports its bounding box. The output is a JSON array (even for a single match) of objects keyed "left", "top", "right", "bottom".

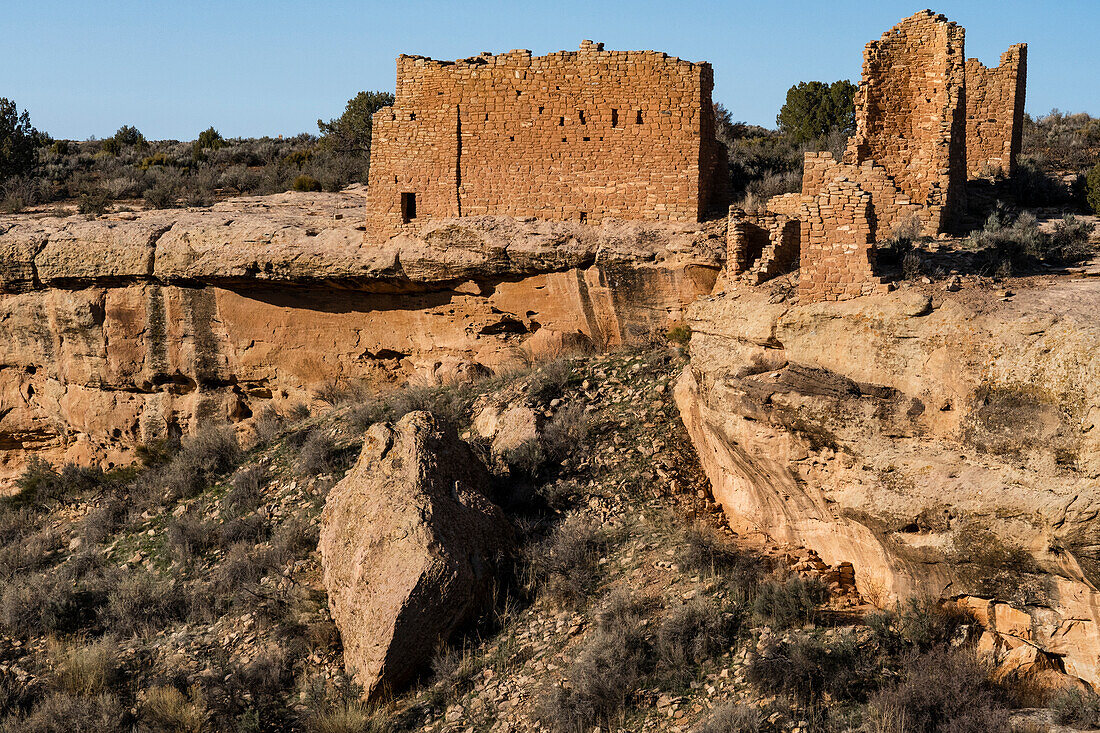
[
  {"left": 364, "top": 42, "right": 728, "bottom": 237},
  {"left": 842, "top": 9, "right": 968, "bottom": 235},
  {"left": 965, "top": 44, "right": 1028, "bottom": 177},
  {"left": 726, "top": 209, "right": 800, "bottom": 285},
  {"left": 733, "top": 10, "right": 1026, "bottom": 305},
  {"left": 796, "top": 180, "right": 887, "bottom": 302}
]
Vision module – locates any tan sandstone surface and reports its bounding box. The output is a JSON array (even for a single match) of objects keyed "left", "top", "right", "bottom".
[
  {"left": 0, "top": 189, "right": 722, "bottom": 486},
  {"left": 675, "top": 277, "right": 1100, "bottom": 686},
  {"left": 319, "top": 410, "right": 513, "bottom": 699}
]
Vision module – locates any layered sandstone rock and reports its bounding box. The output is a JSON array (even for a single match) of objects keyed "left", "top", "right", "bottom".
[
  {"left": 318, "top": 411, "right": 512, "bottom": 698},
  {"left": 676, "top": 281, "right": 1100, "bottom": 686},
  {"left": 0, "top": 190, "right": 722, "bottom": 485}
]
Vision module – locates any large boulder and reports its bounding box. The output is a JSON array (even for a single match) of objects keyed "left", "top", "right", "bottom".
[{"left": 319, "top": 411, "right": 513, "bottom": 698}]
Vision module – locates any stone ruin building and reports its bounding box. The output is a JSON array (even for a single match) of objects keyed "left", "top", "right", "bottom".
[
  {"left": 363, "top": 11, "right": 1025, "bottom": 305},
  {"left": 363, "top": 41, "right": 728, "bottom": 236},
  {"left": 729, "top": 9, "right": 1028, "bottom": 302}
]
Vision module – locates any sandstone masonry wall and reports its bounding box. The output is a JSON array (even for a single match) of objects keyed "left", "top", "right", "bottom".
[
  {"left": 843, "top": 10, "right": 968, "bottom": 235},
  {"left": 364, "top": 42, "right": 727, "bottom": 237},
  {"left": 965, "top": 44, "right": 1028, "bottom": 177},
  {"left": 797, "top": 179, "right": 886, "bottom": 302},
  {"left": 735, "top": 10, "right": 1026, "bottom": 305}
]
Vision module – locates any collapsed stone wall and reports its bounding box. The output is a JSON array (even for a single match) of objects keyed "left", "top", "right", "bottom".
[
  {"left": 364, "top": 42, "right": 727, "bottom": 237},
  {"left": 966, "top": 44, "right": 1028, "bottom": 177},
  {"left": 729, "top": 10, "right": 1026, "bottom": 304},
  {"left": 843, "top": 9, "right": 968, "bottom": 234},
  {"left": 796, "top": 179, "right": 886, "bottom": 302}
]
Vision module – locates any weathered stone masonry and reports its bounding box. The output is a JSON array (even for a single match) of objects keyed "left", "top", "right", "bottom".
[
  {"left": 727, "top": 10, "right": 1027, "bottom": 304},
  {"left": 364, "top": 42, "right": 727, "bottom": 237},
  {"left": 966, "top": 44, "right": 1028, "bottom": 177}
]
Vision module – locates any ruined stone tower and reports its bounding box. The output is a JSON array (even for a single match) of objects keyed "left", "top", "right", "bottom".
[
  {"left": 725, "top": 9, "right": 1028, "bottom": 304},
  {"left": 363, "top": 42, "right": 728, "bottom": 237}
]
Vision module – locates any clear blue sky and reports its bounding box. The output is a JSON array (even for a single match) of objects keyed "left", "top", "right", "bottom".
[{"left": 3, "top": 0, "right": 1095, "bottom": 141}]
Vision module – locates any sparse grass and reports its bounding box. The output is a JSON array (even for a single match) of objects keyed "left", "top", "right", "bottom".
[
  {"left": 695, "top": 703, "right": 762, "bottom": 733},
  {"left": 751, "top": 575, "right": 828, "bottom": 629},
  {"left": 49, "top": 636, "right": 118, "bottom": 696},
  {"left": 307, "top": 700, "right": 391, "bottom": 733},
  {"left": 139, "top": 684, "right": 207, "bottom": 733},
  {"left": 525, "top": 513, "right": 610, "bottom": 609}
]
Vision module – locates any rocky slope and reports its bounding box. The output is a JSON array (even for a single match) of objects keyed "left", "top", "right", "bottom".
[
  {"left": 676, "top": 273, "right": 1100, "bottom": 687},
  {"left": 0, "top": 189, "right": 723, "bottom": 486}
]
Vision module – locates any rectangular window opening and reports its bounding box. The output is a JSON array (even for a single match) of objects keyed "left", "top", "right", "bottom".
[
  {"left": 400, "top": 192, "right": 417, "bottom": 223},
  {"left": 578, "top": 110, "right": 586, "bottom": 124},
  {"left": 636, "top": 110, "right": 643, "bottom": 124},
  {"left": 583, "top": 136, "right": 590, "bottom": 142},
  {"left": 559, "top": 116, "right": 565, "bottom": 126},
  {"left": 538, "top": 106, "right": 544, "bottom": 114},
  {"left": 611, "top": 109, "right": 619, "bottom": 127}
]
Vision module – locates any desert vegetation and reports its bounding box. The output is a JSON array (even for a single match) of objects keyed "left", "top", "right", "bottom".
[
  {"left": 0, "top": 91, "right": 393, "bottom": 214},
  {"left": 0, "top": 340, "right": 1071, "bottom": 731}
]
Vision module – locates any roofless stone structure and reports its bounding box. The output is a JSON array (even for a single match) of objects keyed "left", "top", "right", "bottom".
[
  {"left": 727, "top": 9, "right": 1028, "bottom": 303},
  {"left": 363, "top": 42, "right": 728, "bottom": 237}
]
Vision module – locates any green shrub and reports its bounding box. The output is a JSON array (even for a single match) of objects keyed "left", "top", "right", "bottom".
[
  {"left": 1051, "top": 687, "right": 1100, "bottom": 728},
  {"left": 1087, "top": 162, "right": 1100, "bottom": 214},
  {"left": 77, "top": 188, "right": 110, "bottom": 215},
  {"left": 752, "top": 576, "right": 827, "bottom": 628},
  {"left": 0, "top": 98, "right": 40, "bottom": 184},
  {"left": 193, "top": 127, "right": 224, "bottom": 155},
  {"left": 667, "top": 323, "right": 691, "bottom": 345},
  {"left": 292, "top": 174, "right": 322, "bottom": 192},
  {"left": 777, "top": 80, "right": 856, "bottom": 144},
  {"left": 869, "top": 647, "right": 1009, "bottom": 732}
]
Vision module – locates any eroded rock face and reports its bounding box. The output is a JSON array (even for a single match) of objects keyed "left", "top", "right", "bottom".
[
  {"left": 676, "top": 282, "right": 1100, "bottom": 687},
  {"left": 318, "top": 411, "right": 512, "bottom": 698},
  {"left": 0, "top": 191, "right": 722, "bottom": 485}
]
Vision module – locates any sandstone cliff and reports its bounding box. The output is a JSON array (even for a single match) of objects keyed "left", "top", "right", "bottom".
[
  {"left": 676, "top": 278, "right": 1100, "bottom": 686},
  {"left": 0, "top": 189, "right": 722, "bottom": 485}
]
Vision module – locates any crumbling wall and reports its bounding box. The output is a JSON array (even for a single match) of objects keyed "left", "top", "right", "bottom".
[
  {"left": 726, "top": 209, "right": 800, "bottom": 285},
  {"left": 364, "top": 42, "right": 727, "bottom": 237},
  {"left": 797, "top": 179, "right": 886, "bottom": 302},
  {"left": 843, "top": 10, "right": 968, "bottom": 235},
  {"left": 965, "top": 44, "right": 1028, "bottom": 177},
  {"left": 742, "top": 10, "right": 1026, "bottom": 304}
]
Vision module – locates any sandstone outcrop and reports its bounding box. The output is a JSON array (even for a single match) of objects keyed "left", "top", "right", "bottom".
[
  {"left": 318, "top": 410, "right": 512, "bottom": 698},
  {"left": 0, "top": 190, "right": 722, "bottom": 486},
  {"left": 676, "top": 280, "right": 1100, "bottom": 687}
]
